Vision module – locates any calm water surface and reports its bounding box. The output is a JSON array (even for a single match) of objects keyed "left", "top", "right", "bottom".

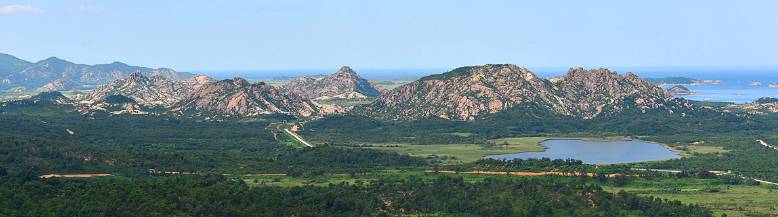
[{"left": 487, "top": 139, "right": 680, "bottom": 164}]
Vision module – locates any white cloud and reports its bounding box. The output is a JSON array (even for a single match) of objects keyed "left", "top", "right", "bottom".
[
  {"left": 0, "top": 5, "right": 44, "bottom": 14},
  {"left": 73, "top": 4, "right": 98, "bottom": 13}
]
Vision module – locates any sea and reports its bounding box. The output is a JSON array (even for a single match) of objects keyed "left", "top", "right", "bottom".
[{"left": 195, "top": 66, "right": 778, "bottom": 104}]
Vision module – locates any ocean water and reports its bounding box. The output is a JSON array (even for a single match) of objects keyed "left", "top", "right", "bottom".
[
  {"left": 196, "top": 67, "right": 778, "bottom": 104},
  {"left": 532, "top": 67, "right": 778, "bottom": 104}
]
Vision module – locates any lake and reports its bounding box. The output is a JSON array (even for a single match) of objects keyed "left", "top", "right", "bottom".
[{"left": 486, "top": 139, "right": 681, "bottom": 164}]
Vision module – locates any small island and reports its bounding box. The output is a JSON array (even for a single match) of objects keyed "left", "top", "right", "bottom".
[{"left": 667, "top": 85, "right": 692, "bottom": 95}]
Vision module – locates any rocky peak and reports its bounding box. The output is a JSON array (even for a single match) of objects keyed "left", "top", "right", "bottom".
[
  {"left": 128, "top": 71, "right": 146, "bottom": 80},
  {"left": 109, "top": 61, "right": 128, "bottom": 66},
  {"left": 230, "top": 77, "right": 251, "bottom": 86},
  {"left": 332, "top": 66, "right": 358, "bottom": 77},
  {"left": 358, "top": 64, "right": 564, "bottom": 120},
  {"left": 282, "top": 66, "right": 382, "bottom": 101},
  {"left": 41, "top": 56, "right": 69, "bottom": 64}
]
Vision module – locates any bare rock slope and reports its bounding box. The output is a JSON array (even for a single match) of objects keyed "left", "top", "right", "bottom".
[
  {"left": 282, "top": 66, "right": 382, "bottom": 100},
  {"left": 357, "top": 64, "right": 680, "bottom": 120},
  {"left": 172, "top": 78, "right": 323, "bottom": 117},
  {"left": 81, "top": 72, "right": 210, "bottom": 107}
]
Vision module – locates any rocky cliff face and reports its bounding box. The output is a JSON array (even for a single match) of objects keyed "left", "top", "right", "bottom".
[
  {"left": 81, "top": 72, "right": 206, "bottom": 107},
  {"left": 282, "top": 66, "right": 382, "bottom": 100},
  {"left": 0, "top": 53, "right": 193, "bottom": 90},
  {"left": 552, "top": 67, "right": 672, "bottom": 119},
  {"left": 357, "top": 64, "right": 680, "bottom": 121},
  {"left": 171, "top": 78, "right": 324, "bottom": 117}
]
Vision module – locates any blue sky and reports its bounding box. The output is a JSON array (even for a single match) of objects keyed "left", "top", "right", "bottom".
[{"left": 1, "top": 0, "right": 777, "bottom": 71}]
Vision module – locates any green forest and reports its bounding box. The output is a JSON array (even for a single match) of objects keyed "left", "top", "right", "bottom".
[
  {"left": 0, "top": 175, "right": 712, "bottom": 217},
  {"left": 2, "top": 96, "right": 778, "bottom": 216}
]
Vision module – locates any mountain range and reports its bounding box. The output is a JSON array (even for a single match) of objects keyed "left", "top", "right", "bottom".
[
  {"left": 69, "top": 72, "right": 331, "bottom": 117},
  {"left": 10, "top": 62, "right": 775, "bottom": 120},
  {"left": 0, "top": 53, "right": 193, "bottom": 91},
  {"left": 355, "top": 64, "right": 684, "bottom": 121}
]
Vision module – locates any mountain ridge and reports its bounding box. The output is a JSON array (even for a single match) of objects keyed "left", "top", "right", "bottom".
[
  {"left": 356, "top": 64, "right": 681, "bottom": 121},
  {"left": 81, "top": 72, "right": 209, "bottom": 107},
  {"left": 0, "top": 53, "right": 194, "bottom": 90},
  {"left": 171, "top": 77, "right": 328, "bottom": 117}
]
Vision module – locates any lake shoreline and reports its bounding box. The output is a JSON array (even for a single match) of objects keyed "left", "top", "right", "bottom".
[{"left": 485, "top": 138, "right": 682, "bottom": 165}]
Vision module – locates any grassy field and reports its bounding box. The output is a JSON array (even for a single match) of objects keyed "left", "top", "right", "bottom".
[
  {"left": 684, "top": 145, "right": 728, "bottom": 154},
  {"left": 604, "top": 178, "right": 778, "bottom": 217},
  {"left": 366, "top": 137, "right": 547, "bottom": 163}
]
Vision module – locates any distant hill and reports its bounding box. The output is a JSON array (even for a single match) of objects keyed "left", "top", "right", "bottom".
[
  {"left": 0, "top": 53, "right": 193, "bottom": 91},
  {"left": 0, "top": 53, "right": 33, "bottom": 76},
  {"left": 667, "top": 85, "right": 692, "bottom": 95}
]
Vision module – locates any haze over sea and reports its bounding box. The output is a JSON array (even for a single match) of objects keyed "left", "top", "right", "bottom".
[{"left": 197, "top": 66, "right": 778, "bottom": 104}]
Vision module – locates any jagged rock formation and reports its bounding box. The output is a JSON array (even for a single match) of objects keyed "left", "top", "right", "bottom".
[
  {"left": 552, "top": 67, "right": 673, "bottom": 118},
  {"left": 171, "top": 78, "right": 324, "bottom": 117},
  {"left": 0, "top": 53, "right": 193, "bottom": 90},
  {"left": 282, "top": 66, "right": 382, "bottom": 100},
  {"left": 357, "top": 64, "right": 680, "bottom": 121},
  {"left": 81, "top": 72, "right": 208, "bottom": 107}
]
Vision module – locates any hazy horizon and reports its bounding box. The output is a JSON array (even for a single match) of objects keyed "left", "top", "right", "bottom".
[{"left": 3, "top": 0, "right": 778, "bottom": 71}]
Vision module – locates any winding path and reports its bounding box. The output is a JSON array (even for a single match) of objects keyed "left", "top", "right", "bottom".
[
  {"left": 757, "top": 139, "right": 778, "bottom": 151},
  {"left": 283, "top": 128, "right": 314, "bottom": 148}
]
